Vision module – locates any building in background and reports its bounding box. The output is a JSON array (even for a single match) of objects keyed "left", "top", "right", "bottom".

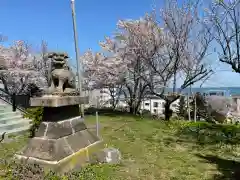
[
  {"left": 83, "top": 88, "right": 110, "bottom": 108},
  {"left": 231, "top": 95, "right": 240, "bottom": 115},
  {"left": 83, "top": 86, "right": 240, "bottom": 118},
  {"left": 202, "top": 89, "right": 231, "bottom": 97},
  {"left": 140, "top": 96, "right": 179, "bottom": 115},
  {"left": 83, "top": 88, "right": 128, "bottom": 108}
]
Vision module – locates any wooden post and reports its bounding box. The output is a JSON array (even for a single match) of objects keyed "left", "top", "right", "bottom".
[{"left": 96, "top": 111, "right": 99, "bottom": 137}]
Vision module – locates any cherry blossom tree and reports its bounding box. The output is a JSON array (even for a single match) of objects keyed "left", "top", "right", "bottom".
[
  {"left": 0, "top": 40, "right": 47, "bottom": 96},
  {"left": 83, "top": 1, "right": 212, "bottom": 117},
  {"left": 82, "top": 50, "right": 126, "bottom": 109},
  {"left": 32, "top": 40, "right": 51, "bottom": 86},
  {"left": 205, "top": 0, "right": 240, "bottom": 73},
  {"left": 93, "top": 16, "right": 163, "bottom": 114}
]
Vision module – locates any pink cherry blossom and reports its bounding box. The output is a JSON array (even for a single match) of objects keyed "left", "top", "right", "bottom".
[{"left": 0, "top": 40, "right": 47, "bottom": 95}]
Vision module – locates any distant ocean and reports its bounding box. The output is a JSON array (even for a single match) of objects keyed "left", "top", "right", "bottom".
[{"left": 165, "top": 87, "right": 240, "bottom": 96}]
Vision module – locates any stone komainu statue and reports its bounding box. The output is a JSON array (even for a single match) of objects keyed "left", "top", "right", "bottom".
[{"left": 47, "top": 52, "right": 78, "bottom": 95}]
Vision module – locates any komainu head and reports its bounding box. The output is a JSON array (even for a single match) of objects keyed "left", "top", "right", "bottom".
[{"left": 48, "top": 52, "right": 69, "bottom": 68}]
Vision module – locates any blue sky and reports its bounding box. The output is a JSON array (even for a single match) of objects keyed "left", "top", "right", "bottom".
[{"left": 0, "top": 0, "right": 239, "bottom": 87}]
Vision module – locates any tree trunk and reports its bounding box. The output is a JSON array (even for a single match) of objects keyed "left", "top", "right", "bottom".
[
  {"left": 173, "top": 71, "right": 177, "bottom": 93},
  {"left": 129, "top": 106, "right": 134, "bottom": 114},
  {"left": 164, "top": 101, "right": 173, "bottom": 121},
  {"left": 110, "top": 97, "right": 116, "bottom": 110},
  {"left": 129, "top": 101, "right": 140, "bottom": 115}
]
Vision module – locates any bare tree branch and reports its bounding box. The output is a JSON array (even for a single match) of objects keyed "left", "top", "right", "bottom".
[{"left": 206, "top": 0, "right": 240, "bottom": 72}]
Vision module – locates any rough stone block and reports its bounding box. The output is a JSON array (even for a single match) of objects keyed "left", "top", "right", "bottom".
[
  {"left": 15, "top": 139, "right": 104, "bottom": 173},
  {"left": 46, "top": 121, "right": 72, "bottom": 139},
  {"left": 19, "top": 138, "right": 55, "bottom": 161},
  {"left": 35, "top": 116, "right": 87, "bottom": 139},
  {"left": 54, "top": 138, "right": 75, "bottom": 160},
  {"left": 17, "top": 127, "right": 101, "bottom": 162},
  {"left": 35, "top": 123, "right": 47, "bottom": 137},
  {"left": 65, "top": 131, "right": 90, "bottom": 152},
  {"left": 80, "top": 129, "right": 100, "bottom": 144},
  {"left": 71, "top": 117, "right": 87, "bottom": 132},
  {"left": 19, "top": 138, "right": 73, "bottom": 161},
  {"left": 56, "top": 140, "right": 104, "bottom": 173}
]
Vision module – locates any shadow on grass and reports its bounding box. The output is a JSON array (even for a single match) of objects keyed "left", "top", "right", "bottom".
[
  {"left": 85, "top": 107, "right": 133, "bottom": 117},
  {"left": 85, "top": 107, "right": 157, "bottom": 121},
  {"left": 196, "top": 154, "right": 240, "bottom": 180},
  {"left": 175, "top": 121, "right": 240, "bottom": 145}
]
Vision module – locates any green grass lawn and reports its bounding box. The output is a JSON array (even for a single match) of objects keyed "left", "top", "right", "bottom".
[{"left": 1, "top": 115, "right": 240, "bottom": 179}]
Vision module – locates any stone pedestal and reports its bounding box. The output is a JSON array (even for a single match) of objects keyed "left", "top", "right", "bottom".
[{"left": 15, "top": 96, "right": 103, "bottom": 173}]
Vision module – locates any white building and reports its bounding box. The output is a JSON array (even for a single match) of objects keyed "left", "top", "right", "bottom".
[
  {"left": 83, "top": 88, "right": 128, "bottom": 108},
  {"left": 140, "top": 97, "right": 179, "bottom": 115},
  {"left": 83, "top": 88, "right": 110, "bottom": 108},
  {"left": 229, "top": 95, "right": 240, "bottom": 115}
]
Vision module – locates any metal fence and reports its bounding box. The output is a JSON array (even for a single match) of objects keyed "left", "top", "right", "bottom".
[{"left": 0, "top": 88, "right": 30, "bottom": 112}]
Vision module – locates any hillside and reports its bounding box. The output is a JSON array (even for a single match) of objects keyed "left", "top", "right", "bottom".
[{"left": 1, "top": 115, "right": 240, "bottom": 179}]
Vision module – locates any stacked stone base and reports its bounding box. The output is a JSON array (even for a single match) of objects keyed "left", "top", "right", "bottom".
[{"left": 15, "top": 116, "right": 103, "bottom": 173}]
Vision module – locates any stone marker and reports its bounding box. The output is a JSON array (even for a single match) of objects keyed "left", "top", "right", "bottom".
[
  {"left": 96, "top": 148, "right": 121, "bottom": 165},
  {"left": 15, "top": 52, "right": 103, "bottom": 173}
]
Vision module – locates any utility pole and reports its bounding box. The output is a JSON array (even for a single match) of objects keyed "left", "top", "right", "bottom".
[
  {"left": 71, "top": 0, "right": 84, "bottom": 116},
  {"left": 187, "top": 85, "right": 192, "bottom": 121}
]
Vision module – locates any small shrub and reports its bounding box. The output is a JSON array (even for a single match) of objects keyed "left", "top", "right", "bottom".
[
  {"left": 1, "top": 159, "right": 116, "bottom": 180},
  {"left": 140, "top": 109, "right": 152, "bottom": 119},
  {"left": 178, "top": 121, "right": 240, "bottom": 145},
  {"left": 1, "top": 160, "right": 45, "bottom": 180},
  {"left": 24, "top": 107, "right": 43, "bottom": 138},
  {"left": 141, "top": 109, "right": 151, "bottom": 115}
]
